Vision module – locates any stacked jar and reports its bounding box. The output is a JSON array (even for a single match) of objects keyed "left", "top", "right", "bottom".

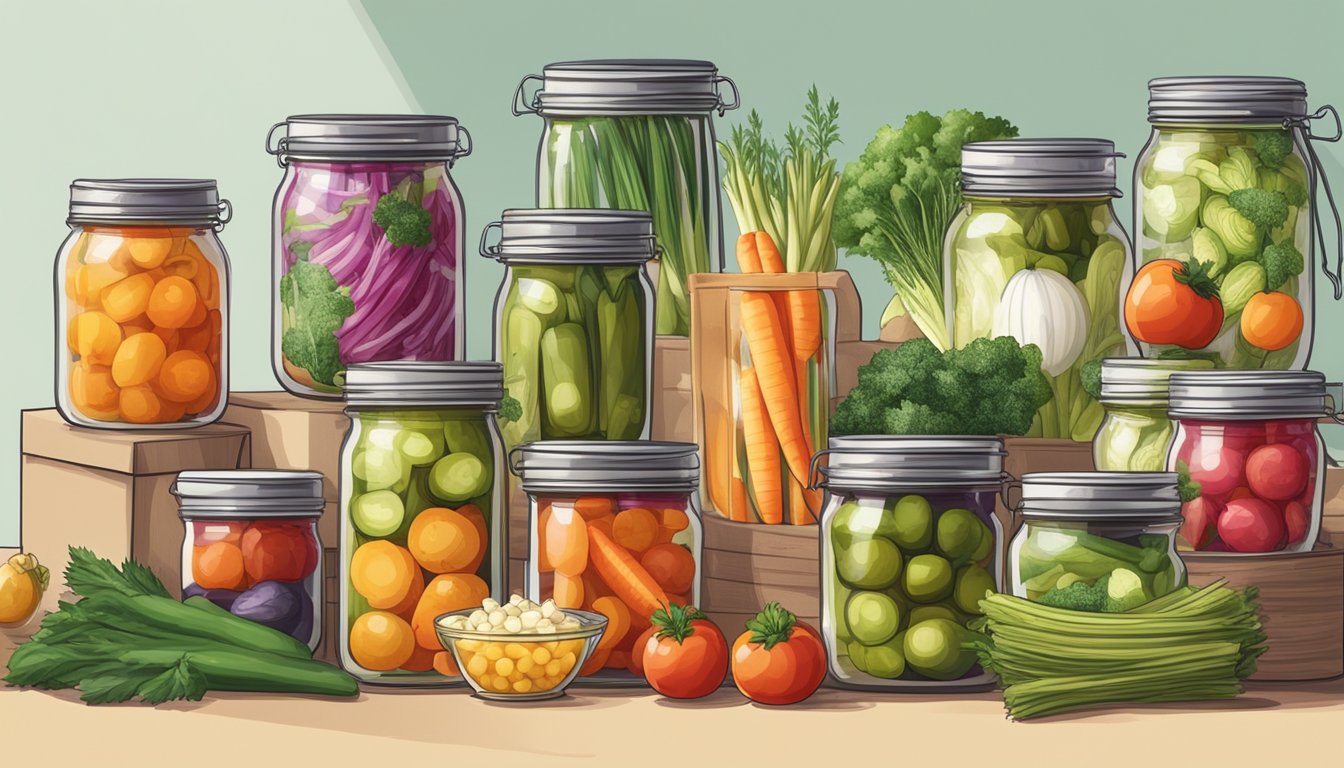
[{"left": 1093, "top": 358, "right": 1214, "bottom": 471}]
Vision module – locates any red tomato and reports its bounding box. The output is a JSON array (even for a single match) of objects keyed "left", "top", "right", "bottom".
[
  {"left": 730, "top": 603, "right": 826, "bottom": 706},
  {"left": 1179, "top": 497, "right": 1221, "bottom": 550},
  {"left": 1284, "top": 501, "right": 1310, "bottom": 546},
  {"left": 641, "top": 605, "right": 728, "bottom": 700},
  {"left": 241, "top": 522, "right": 316, "bottom": 582},
  {"left": 1124, "top": 259, "right": 1224, "bottom": 349},
  {"left": 1186, "top": 443, "right": 1245, "bottom": 497},
  {"left": 1245, "top": 443, "right": 1310, "bottom": 501},
  {"left": 627, "top": 625, "right": 658, "bottom": 677},
  {"left": 1217, "top": 498, "right": 1285, "bottom": 553}
]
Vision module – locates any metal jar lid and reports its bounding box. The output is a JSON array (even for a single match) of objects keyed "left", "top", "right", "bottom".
[
  {"left": 173, "top": 470, "right": 324, "bottom": 519},
  {"left": 1147, "top": 76, "right": 1308, "bottom": 124},
  {"left": 1020, "top": 472, "right": 1182, "bottom": 522},
  {"left": 1100, "top": 357, "right": 1216, "bottom": 406},
  {"left": 1167, "top": 370, "right": 1330, "bottom": 420},
  {"left": 509, "top": 441, "right": 699, "bottom": 492},
  {"left": 814, "top": 436, "right": 1006, "bottom": 492},
  {"left": 960, "top": 139, "right": 1123, "bottom": 198},
  {"left": 513, "top": 59, "right": 739, "bottom": 117},
  {"left": 344, "top": 362, "right": 504, "bottom": 409},
  {"left": 265, "top": 114, "right": 472, "bottom": 165},
  {"left": 480, "top": 209, "right": 657, "bottom": 264},
  {"left": 68, "top": 179, "right": 231, "bottom": 228}
]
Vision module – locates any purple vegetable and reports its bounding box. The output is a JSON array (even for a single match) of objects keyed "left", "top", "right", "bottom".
[
  {"left": 231, "top": 580, "right": 302, "bottom": 635},
  {"left": 291, "top": 592, "right": 315, "bottom": 647},
  {"left": 183, "top": 583, "right": 242, "bottom": 612}
]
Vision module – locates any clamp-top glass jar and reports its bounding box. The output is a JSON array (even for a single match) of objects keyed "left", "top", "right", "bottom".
[
  {"left": 816, "top": 436, "right": 1005, "bottom": 691},
  {"left": 944, "top": 139, "right": 1134, "bottom": 442},
  {"left": 1008, "top": 472, "right": 1187, "bottom": 610},
  {"left": 1167, "top": 370, "right": 1330, "bottom": 553},
  {"left": 266, "top": 115, "right": 471, "bottom": 397},
  {"left": 1130, "top": 77, "right": 1342, "bottom": 369},
  {"left": 513, "top": 59, "right": 737, "bottom": 336},
  {"left": 1093, "top": 358, "right": 1214, "bottom": 471},
  {"left": 56, "top": 179, "right": 230, "bottom": 429},
  {"left": 338, "top": 362, "right": 506, "bottom": 685}
]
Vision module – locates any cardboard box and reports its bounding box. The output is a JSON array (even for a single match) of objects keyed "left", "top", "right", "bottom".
[{"left": 652, "top": 336, "right": 693, "bottom": 443}]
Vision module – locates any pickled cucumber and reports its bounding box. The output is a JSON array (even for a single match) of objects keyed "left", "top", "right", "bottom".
[
  {"left": 903, "top": 554, "right": 953, "bottom": 603},
  {"left": 837, "top": 538, "right": 902, "bottom": 590},
  {"left": 935, "top": 508, "right": 980, "bottom": 562},
  {"left": 891, "top": 495, "right": 933, "bottom": 551},
  {"left": 351, "top": 489, "right": 405, "bottom": 537},
  {"left": 953, "top": 564, "right": 995, "bottom": 614},
  {"left": 904, "top": 618, "right": 976, "bottom": 681},
  {"left": 540, "top": 323, "right": 594, "bottom": 436},
  {"left": 862, "top": 633, "right": 907, "bottom": 679},
  {"left": 429, "top": 453, "right": 489, "bottom": 502},
  {"left": 845, "top": 591, "right": 901, "bottom": 646}
]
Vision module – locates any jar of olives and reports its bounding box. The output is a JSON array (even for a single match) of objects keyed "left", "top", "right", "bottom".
[
  {"left": 814, "top": 436, "right": 1005, "bottom": 691},
  {"left": 1093, "top": 357, "right": 1213, "bottom": 471}
]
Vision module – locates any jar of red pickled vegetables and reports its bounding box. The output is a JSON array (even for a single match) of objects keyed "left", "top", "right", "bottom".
[
  {"left": 266, "top": 115, "right": 471, "bottom": 398},
  {"left": 509, "top": 440, "right": 702, "bottom": 684},
  {"left": 56, "top": 179, "right": 230, "bottom": 429},
  {"left": 173, "top": 470, "right": 323, "bottom": 649},
  {"left": 1167, "top": 370, "right": 1332, "bottom": 553}
]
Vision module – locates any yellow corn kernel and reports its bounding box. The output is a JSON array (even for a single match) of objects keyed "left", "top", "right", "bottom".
[
  {"left": 532, "top": 647, "right": 552, "bottom": 665},
  {"left": 505, "top": 643, "right": 529, "bottom": 660},
  {"left": 526, "top": 663, "right": 546, "bottom": 680},
  {"left": 512, "top": 679, "right": 533, "bottom": 693},
  {"left": 516, "top": 656, "right": 535, "bottom": 675},
  {"left": 467, "top": 654, "right": 489, "bottom": 678},
  {"left": 544, "top": 660, "right": 562, "bottom": 677},
  {"left": 495, "top": 657, "right": 515, "bottom": 677},
  {"left": 559, "top": 652, "right": 577, "bottom": 671},
  {"left": 484, "top": 644, "right": 504, "bottom": 661},
  {"left": 491, "top": 676, "right": 510, "bottom": 693}
]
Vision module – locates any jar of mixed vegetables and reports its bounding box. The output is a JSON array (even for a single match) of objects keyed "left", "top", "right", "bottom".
[
  {"left": 266, "top": 115, "right": 471, "bottom": 398},
  {"left": 510, "top": 440, "right": 702, "bottom": 684},
  {"left": 513, "top": 59, "right": 736, "bottom": 336},
  {"left": 815, "top": 436, "right": 1004, "bottom": 690},
  {"left": 56, "top": 179, "right": 230, "bottom": 429},
  {"left": 481, "top": 209, "right": 655, "bottom": 447},
  {"left": 1008, "top": 472, "right": 1186, "bottom": 612},
  {"left": 944, "top": 139, "right": 1133, "bottom": 442},
  {"left": 1128, "top": 77, "right": 1342, "bottom": 369},
  {"left": 1093, "top": 358, "right": 1214, "bottom": 471},
  {"left": 173, "top": 470, "right": 324, "bottom": 649},
  {"left": 338, "top": 362, "right": 505, "bottom": 685},
  {"left": 1167, "top": 370, "right": 1330, "bottom": 553}
]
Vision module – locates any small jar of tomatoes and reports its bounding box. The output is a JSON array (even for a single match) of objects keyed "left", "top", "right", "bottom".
[
  {"left": 509, "top": 440, "right": 702, "bottom": 684},
  {"left": 173, "top": 470, "right": 324, "bottom": 649},
  {"left": 1167, "top": 370, "right": 1332, "bottom": 553}
]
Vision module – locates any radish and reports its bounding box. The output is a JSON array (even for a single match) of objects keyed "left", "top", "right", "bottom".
[
  {"left": 1179, "top": 497, "right": 1220, "bottom": 550},
  {"left": 1185, "top": 442, "right": 1245, "bottom": 497},
  {"left": 1245, "top": 443, "right": 1309, "bottom": 501},
  {"left": 1217, "top": 498, "right": 1285, "bottom": 553},
  {"left": 1284, "top": 501, "right": 1310, "bottom": 546}
]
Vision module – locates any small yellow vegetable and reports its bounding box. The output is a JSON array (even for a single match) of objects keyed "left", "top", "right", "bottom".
[{"left": 0, "top": 552, "right": 49, "bottom": 627}]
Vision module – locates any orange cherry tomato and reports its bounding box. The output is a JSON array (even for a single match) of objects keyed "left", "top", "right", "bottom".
[
  {"left": 1124, "top": 259, "right": 1224, "bottom": 349},
  {"left": 730, "top": 603, "right": 826, "bottom": 706},
  {"left": 1240, "top": 291, "right": 1303, "bottom": 351}
]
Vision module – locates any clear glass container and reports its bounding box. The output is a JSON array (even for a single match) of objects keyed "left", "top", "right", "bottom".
[
  {"left": 510, "top": 440, "right": 702, "bottom": 684},
  {"left": 1007, "top": 472, "right": 1187, "bottom": 609},
  {"left": 1130, "top": 77, "right": 1342, "bottom": 369},
  {"left": 173, "top": 470, "right": 324, "bottom": 649},
  {"left": 1167, "top": 370, "right": 1329, "bottom": 553},
  {"left": 266, "top": 115, "right": 471, "bottom": 398},
  {"left": 56, "top": 179, "right": 230, "bottom": 429},
  {"left": 816, "top": 436, "right": 1005, "bottom": 691},
  {"left": 513, "top": 59, "right": 737, "bottom": 336},
  {"left": 944, "top": 140, "right": 1133, "bottom": 442},
  {"left": 338, "top": 362, "right": 506, "bottom": 685},
  {"left": 1093, "top": 358, "right": 1214, "bottom": 471}
]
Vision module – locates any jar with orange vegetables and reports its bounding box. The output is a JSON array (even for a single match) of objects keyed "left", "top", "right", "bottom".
[
  {"left": 338, "top": 361, "right": 506, "bottom": 685},
  {"left": 56, "top": 179, "right": 229, "bottom": 429},
  {"left": 509, "top": 440, "right": 702, "bottom": 684}
]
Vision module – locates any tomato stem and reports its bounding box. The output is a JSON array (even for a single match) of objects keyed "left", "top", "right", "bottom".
[
  {"left": 1174, "top": 258, "right": 1221, "bottom": 300},
  {"left": 745, "top": 601, "right": 797, "bottom": 650},
  {"left": 651, "top": 602, "right": 705, "bottom": 645}
]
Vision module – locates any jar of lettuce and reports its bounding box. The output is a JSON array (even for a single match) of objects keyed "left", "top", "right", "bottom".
[
  {"left": 945, "top": 139, "right": 1133, "bottom": 442},
  {"left": 1093, "top": 358, "right": 1214, "bottom": 471},
  {"left": 1129, "top": 77, "right": 1342, "bottom": 370}
]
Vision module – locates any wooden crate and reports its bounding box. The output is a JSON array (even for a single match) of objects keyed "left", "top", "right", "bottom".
[{"left": 700, "top": 514, "right": 820, "bottom": 631}]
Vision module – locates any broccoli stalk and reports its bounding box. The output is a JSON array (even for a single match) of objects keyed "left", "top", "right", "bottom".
[{"left": 373, "top": 180, "right": 432, "bottom": 247}]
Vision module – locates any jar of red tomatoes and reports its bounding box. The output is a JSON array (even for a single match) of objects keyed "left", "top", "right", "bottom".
[
  {"left": 509, "top": 440, "right": 702, "bottom": 684},
  {"left": 1166, "top": 370, "right": 1331, "bottom": 553},
  {"left": 173, "top": 470, "right": 324, "bottom": 649}
]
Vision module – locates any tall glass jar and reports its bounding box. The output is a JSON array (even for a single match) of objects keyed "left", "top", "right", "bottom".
[
  {"left": 56, "top": 179, "right": 230, "bottom": 429},
  {"left": 816, "top": 436, "right": 1005, "bottom": 691},
  {"left": 510, "top": 440, "right": 702, "bottom": 684},
  {"left": 945, "top": 139, "right": 1133, "bottom": 442},
  {"left": 173, "top": 470, "right": 324, "bottom": 649},
  {"left": 1008, "top": 472, "right": 1187, "bottom": 610},
  {"left": 1093, "top": 358, "right": 1214, "bottom": 471},
  {"left": 266, "top": 115, "right": 471, "bottom": 398},
  {"left": 1130, "top": 77, "right": 1342, "bottom": 369},
  {"left": 338, "top": 362, "right": 505, "bottom": 685},
  {"left": 1167, "top": 370, "right": 1329, "bottom": 553},
  {"left": 513, "top": 59, "right": 737, "bottom": 336}
]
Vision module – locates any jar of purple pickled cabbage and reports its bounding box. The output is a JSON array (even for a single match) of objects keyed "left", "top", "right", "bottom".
[{"left": 266, "top": 115, "right": 471, "bottom": 398}]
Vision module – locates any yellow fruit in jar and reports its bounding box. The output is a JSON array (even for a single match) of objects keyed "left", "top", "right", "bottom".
[
  {"left": 111, "top": 332, "right": 168, "bottom": 388},
  {"left": 101, "top": 273, "right": 156, "bottom": 324},
  {"left": 71, "top": 363, "right": 120, "bottom": 414},
  {"left": 119, "top": 385, "right": 163, "bottom": 424},
  {"left": 146, "top": 276, "right": 200, "bottom": 329},
  {"left": 349, "top": 610, "right": 415, "bottom": 671},
  {"left": 127, "top": 237, "right": 172, "bottom": 269},
  {"left": 73, "top": 311, "right": 124, "bottom": 366},
  {"left": 0, "top": 553, "right": 48, "bottom": 627}
]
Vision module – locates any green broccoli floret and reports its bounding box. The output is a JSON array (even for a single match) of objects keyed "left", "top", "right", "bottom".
[
  {"left": 279, "top": 258, "right": 355, "bottom": 387},
  {"left": 1038, "top": 580, "right": 1107, "bottom": 612},
  {"left": 1080, "top": 359, "right": 1102, "bottom": 400},
  {"left": 373, "top": 193, "right": 432, "bottom": 247},
  {"left": 1228, "top": 187, "right": 1290, "bottom": 230},
  {"left": 1253, "top": 130, "right": 1293, "bottom": 169},
  {"left": 1260, "top": 240, "right": 1305, "bottom": 291},
  {"left": 497, "top": 395, "right": 523, "bottom": 424}
]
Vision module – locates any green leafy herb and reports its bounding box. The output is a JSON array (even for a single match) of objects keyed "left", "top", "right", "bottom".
[
  {"left": 1176, "top": 459, "right": 1202, "bottom": 503},
  {"left": 279, "top": 258, "right": 355, "bottom": 387},
  {"left": 650, "top": 602, "right": 707, "bottom": 644}
]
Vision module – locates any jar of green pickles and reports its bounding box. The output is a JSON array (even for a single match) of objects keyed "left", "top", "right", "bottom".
[
  {"left": 338, "top": 362, "right": 506, "bottom": 685},
  {"left": 1093, "top": 358, "right": 1213, "bottom": 471}
]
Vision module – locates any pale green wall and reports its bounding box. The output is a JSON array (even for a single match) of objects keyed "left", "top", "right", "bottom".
[{"left": 2, "top": 0, "right": 1343, "bottom": 545}]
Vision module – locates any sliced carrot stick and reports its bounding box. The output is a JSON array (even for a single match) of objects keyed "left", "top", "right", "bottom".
[
  {"left": 739, "top": 292, "right": 810, "bottom": 485},
  {"left": 587, "top": 527, "right": 670, "bottom": 623},
  {"left": 740, "top": 366, "right": 783, "bottom": 524}
]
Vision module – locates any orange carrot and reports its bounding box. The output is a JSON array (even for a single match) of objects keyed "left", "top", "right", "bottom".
[
  {"left": 574, "top": 496, "right": 617, "bottom": 519},
  {"left": 788, "top": 290, "right": 822, "bottom": 360},
  {"left": 587, "top": 527, "right": 669, "bottom": 622},
  {"left": 730, "top": 477, "right": 749, "bottom": 522},
  {"left": 740, "top": 366, "right": 783, "bottom": 524},
  {"left": 754, "top": 232, "right": 786, "bottom": 273},
  {"left": 704, "top": 406, "right": 734, "bottom": 519},
  {"left": 738, "top": 291, "right": 811, "bottom": 485},
  {"left": 736, "top": 233, "right": 763, "bottom": 273}
]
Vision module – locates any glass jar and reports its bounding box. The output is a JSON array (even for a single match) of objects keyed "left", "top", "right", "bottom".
[
  {"left": 481, "top": 209, "right": 656, "bottom": 447},
  {"left": 1131, "top": 77, "right": 1342, "bottom": 369},
  {"left": 338, "top": 362, "right": 506, "bottom": 685},
  {"left": 173, "top": 470, "right": 324, "bottom": 649},
  {"left": 945, "top": 140, "right": 1133, "bottom": 442},
  {"left": 1094, "top": 358, "right": 1214, "bottom": 471},
  {"left": 510, "top": 440, "right": 702, "bottom": 684},
  {"left": 816, "top": 436, "right": 1005, "bottom": 691},
  {"left": 1008, "top": 472, "right": 1187, "bottom": 610},
  {"left": 266, "top": 115, "right": 471, "bottom": 398},
  {"left": 56, "top": 179, "right": 230, "bottom": 429},
  {"left": 1167, "top": 370, "right": 1329, "bottom": 553},
  {"left": 513, "top": 59, "right": 737, "bottom": 336}
]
